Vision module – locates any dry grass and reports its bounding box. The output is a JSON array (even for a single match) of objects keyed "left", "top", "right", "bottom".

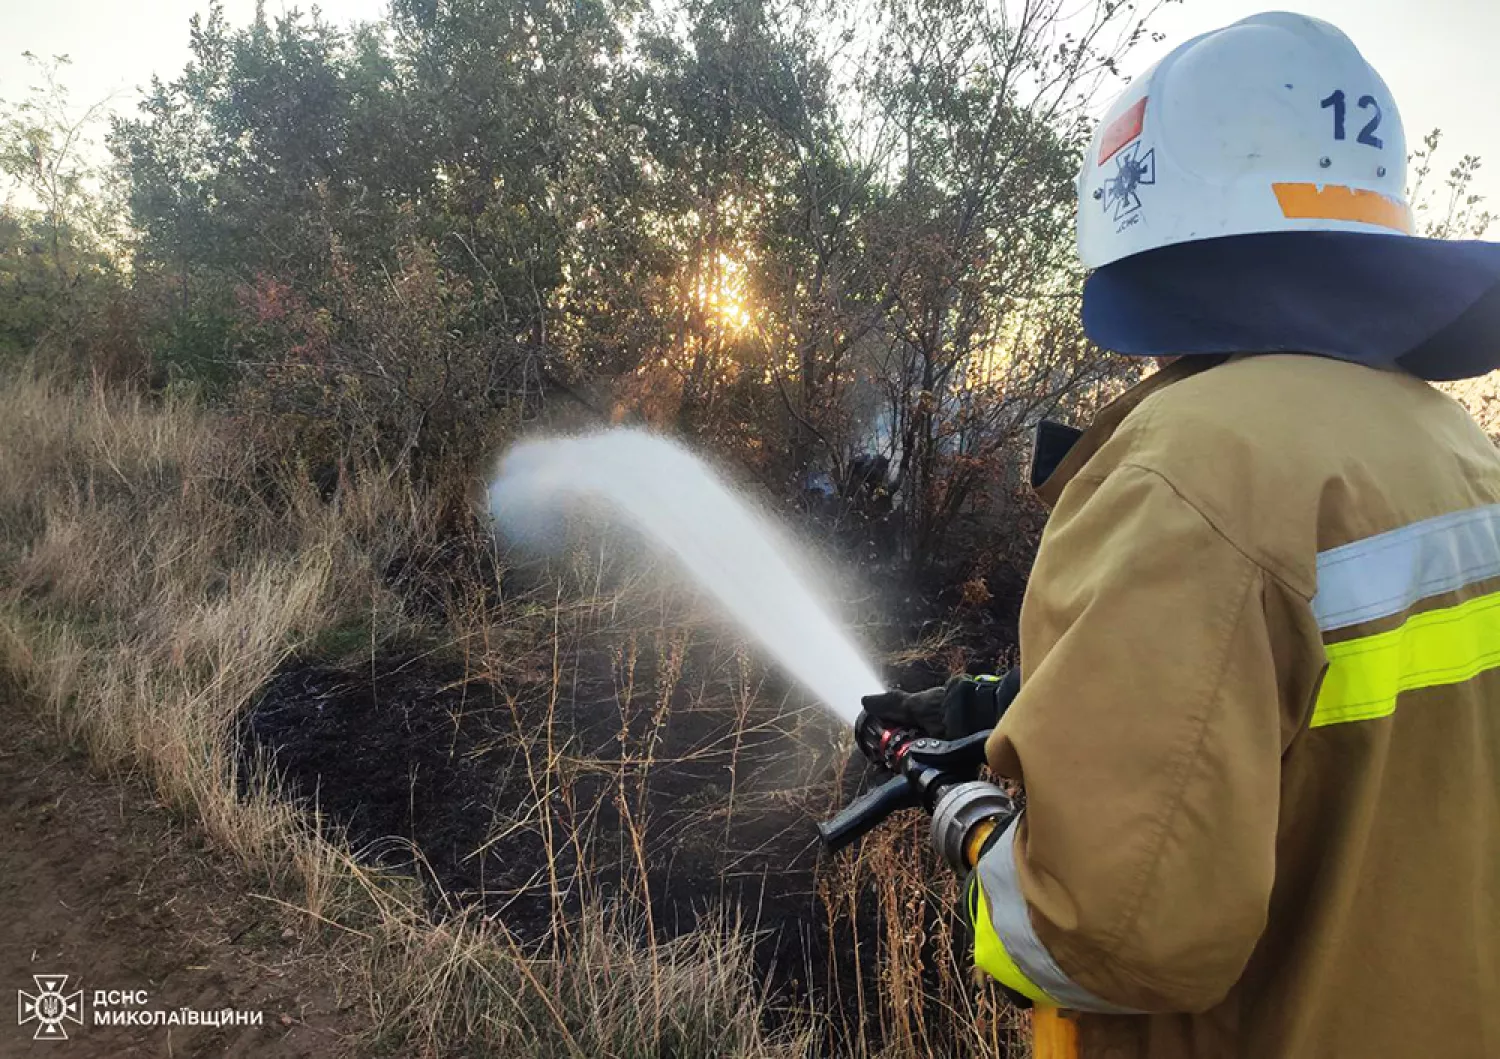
[
  {"left": 359, "top": 900, "right": 816, "bottom": 1058},
  {"left": 0, "top": 367, "right": 1024, "bottom": 1057},
  {"left": 0, "top": 369, "right": 817, "bottom": 1057}
]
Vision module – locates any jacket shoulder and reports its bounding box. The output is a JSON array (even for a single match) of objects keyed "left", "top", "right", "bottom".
[{"left": 1088, "top": 355, "right": 1499, "bottom": 598}]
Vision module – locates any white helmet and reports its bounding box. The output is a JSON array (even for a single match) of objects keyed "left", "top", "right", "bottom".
[{"left": 1077, "top": 12, "right": 1412, "bottom": 269}]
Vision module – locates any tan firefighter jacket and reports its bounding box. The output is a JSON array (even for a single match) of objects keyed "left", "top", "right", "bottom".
[{"left": 972, "top": 353, "right": 1500, "bottom": 1058}]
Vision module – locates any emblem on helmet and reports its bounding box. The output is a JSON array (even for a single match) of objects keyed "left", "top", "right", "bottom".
[{"left": 1101, "top": 143, "right": 1157, "bottom": 224}]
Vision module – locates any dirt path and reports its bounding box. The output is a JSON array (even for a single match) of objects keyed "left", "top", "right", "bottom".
[{"left": 0, "top": 697, "right": 363, "bottom": 1058}]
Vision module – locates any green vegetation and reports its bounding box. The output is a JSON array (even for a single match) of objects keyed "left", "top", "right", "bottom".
[{"left": 8, "top": 0, "right": 1169, "bottom": 563}]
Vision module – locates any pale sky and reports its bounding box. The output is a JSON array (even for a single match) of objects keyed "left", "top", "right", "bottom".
[{"left": 2, "top": 0, "right": 1497, "bottom": 203}]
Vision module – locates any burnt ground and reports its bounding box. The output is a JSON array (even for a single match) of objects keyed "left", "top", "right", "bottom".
[
  {"left": 241, "top": 634, "right": 853, "bottom": 982},
  {"left": 237, "top": 531, "right": 1030, "bottom": 1052},
  {"left": 0, "top": 693, "right": 361, "bottom": 1058},
  {"left": 238, "top": 650, "right": 1011, "bottom": 1050}
]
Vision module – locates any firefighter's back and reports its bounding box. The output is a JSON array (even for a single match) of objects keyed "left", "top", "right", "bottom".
[{"left": 1140, "top": 353, "right": 1500, "bottom": 1058}]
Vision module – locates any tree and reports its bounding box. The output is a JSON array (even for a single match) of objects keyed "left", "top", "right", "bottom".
[
  {"left": 113, "top": 0, "right": 637, "bottom": 463},
  {"left": 1410, "top": 127, "right": 1495, "bottom": 240},
  {"left": 0, "top": 53, "right": 123, "bottom": 363},
  {"left": 826, "top": 0, "right": 1162, "bottom": 563}
]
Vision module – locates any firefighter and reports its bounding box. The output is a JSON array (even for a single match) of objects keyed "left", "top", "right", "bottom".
[{"left": 864, "top": 13, "right": 1500, "bottom": 1058}]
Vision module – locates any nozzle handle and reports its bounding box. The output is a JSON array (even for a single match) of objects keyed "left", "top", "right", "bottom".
[{"left": 816, "top": 774, "right": 919, "bottom": 852}]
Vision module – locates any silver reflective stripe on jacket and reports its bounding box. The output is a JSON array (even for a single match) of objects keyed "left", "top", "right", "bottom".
[
  {"left": 973, "top": 816, "right": 1145, "bottom": 1014},
  {"left": 1312, "top": 503, "right": 1500, "bottom": 632}
]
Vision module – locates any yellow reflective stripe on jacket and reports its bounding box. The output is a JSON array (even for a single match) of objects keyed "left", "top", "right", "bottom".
[
  {"left": 1313, "top": 588, "right": 1500, "bottom": 727},
  {"left": 969, "top": 818, "right": 1144, "bottom": 1014},
  {"left": 969, "top": 877, "right": 1054, "bottom": 1005},
  {"left": 1309, "top": 504, "right": 1500, "bottom": 727}
]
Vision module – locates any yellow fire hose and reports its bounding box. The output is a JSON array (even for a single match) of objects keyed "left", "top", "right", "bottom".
[{"left": 964, "top": 818, "right": 1079, "bottom": 1059}]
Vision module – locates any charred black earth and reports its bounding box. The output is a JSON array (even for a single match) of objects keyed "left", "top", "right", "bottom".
[{"left": 239, "top": 639, "right": 862, "bottom": 993}]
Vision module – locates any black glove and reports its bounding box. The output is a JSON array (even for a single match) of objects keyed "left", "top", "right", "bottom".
[{"left": 860, "top": 668, "right": 1020, "bottom": 739}]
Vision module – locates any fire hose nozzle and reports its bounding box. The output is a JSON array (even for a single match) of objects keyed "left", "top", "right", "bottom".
[
  {"left": 818, "top": 709, "right": 1005, "bottom": 857},
  {"left": 852, "top": 708, "right": 918, "bottom": 769}
]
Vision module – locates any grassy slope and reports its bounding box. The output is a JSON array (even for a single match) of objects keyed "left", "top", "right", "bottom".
[{"left": 0, "top": 373, "right": 825, "bottom": 1058}]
